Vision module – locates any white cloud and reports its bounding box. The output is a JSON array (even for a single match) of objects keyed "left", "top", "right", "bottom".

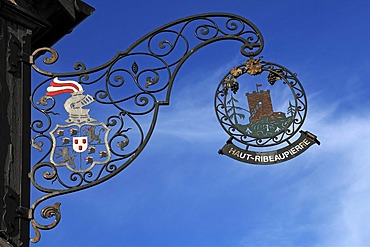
[
  {"left": 235, "top": 96, "right": 370, "bottom": 246},
  {"left": 293, "top": 100, "right": 370, "bottom": 245},
  {"left": 153, "top": 56, "right": 242, "bottom": 144},
  {"left": 312, "top": 113, "right": 370, "bottom": 245}
]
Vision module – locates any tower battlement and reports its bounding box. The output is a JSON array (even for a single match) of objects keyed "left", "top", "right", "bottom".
[{"left": 246, "top": 89, "right": 270, "bottom": 96}]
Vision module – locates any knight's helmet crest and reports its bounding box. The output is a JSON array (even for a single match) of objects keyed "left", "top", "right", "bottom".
[
  {"left": 46, "top": 77, "right": 96, "bottom": 123},
  {"left": 45, "top": 77, "right": 111, "bottom": 173}
]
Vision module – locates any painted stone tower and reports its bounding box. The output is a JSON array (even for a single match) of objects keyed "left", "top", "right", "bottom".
[
  {"left": 244, "top": 88, "right": 290, "bottom": 138},
  {"left": 246, "top": 90, "right": 274, "bottom": 123}
]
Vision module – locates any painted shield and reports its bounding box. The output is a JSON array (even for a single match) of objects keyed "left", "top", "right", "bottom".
[
  {"left": 50, "top": 122, "right": 111, "bottom": 172},
  {"left": 73, "top": 137, "right": 88, "bottom": 152}
]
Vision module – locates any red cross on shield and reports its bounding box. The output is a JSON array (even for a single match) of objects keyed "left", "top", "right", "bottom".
[{"left": 73, "top": 136, "right": 88, "bottom": 153}]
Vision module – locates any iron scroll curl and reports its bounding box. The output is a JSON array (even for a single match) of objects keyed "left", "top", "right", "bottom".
[{"left": 29, "top": 13, "right": 264, "bottom": 242}]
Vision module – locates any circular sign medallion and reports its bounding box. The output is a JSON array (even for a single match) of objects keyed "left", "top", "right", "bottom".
[{"left": 215, "top": 58, "right": 319, "bottom": 164}]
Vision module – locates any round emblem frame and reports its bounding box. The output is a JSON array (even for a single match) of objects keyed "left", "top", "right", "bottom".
[
  {"left": 215, "top": 58, "right": 307, "bottom": 148},
  {"left": 216, "top": 58, "right": 319, "bottom": 165}
]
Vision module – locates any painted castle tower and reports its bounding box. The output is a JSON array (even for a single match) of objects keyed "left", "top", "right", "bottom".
[
  {"left": 243, "top": 87, "right": 291, "bottom": 138},
  {"left": 246, "top": 89, "right": 286, "bottom": 124},
  {"left": 246, "top": 89, "right": 273, "bottom": 123}
]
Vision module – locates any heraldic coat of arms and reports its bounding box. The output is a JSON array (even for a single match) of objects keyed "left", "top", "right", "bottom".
[{"left": 46, "top": 78, "right": 111, "bottom": 172}]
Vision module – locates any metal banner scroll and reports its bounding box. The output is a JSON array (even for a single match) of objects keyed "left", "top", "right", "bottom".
[{"left": 221, "top": 131, "right": 319, "bottom": 164}]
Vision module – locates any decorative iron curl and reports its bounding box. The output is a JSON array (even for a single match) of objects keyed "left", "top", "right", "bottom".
[
  {"left": 30, "top": 202, "right": 61, "bottom": 243},
  {"left": 30, "top": 48, "right": 59, "bottom": 76}
]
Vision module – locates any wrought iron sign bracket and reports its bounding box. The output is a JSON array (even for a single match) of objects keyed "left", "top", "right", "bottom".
[{"left": 28, "top": 12, "right": 318, "bottom": 243}]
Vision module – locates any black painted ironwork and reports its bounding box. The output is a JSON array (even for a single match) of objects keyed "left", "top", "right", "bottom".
[{"left": 29, "top": 13, "right": 264, "bottom": 242}]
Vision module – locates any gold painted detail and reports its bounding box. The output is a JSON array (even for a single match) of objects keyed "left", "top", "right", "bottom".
[
  {"left": 30, "top": 47, "right": 59, "bottom": 76},
  {"left": 31, "top": 138, "right": 43, "bottom": 152},
  {"left": 230, "top": 67, "right": 243, "bottom": 77},
  {"left": 267, "top": 69, "right": 283, "bottom": 85},
  {"left": 246, "top": 57, "right": 262, "bottom": 75},
  {"left": 30, "top": 202, "right": 62, "bottom": 243},
  {"left": 30, "top": 221, "right": 41, "bottom": 244},
  {"left": 36, "top": 95, "right": 52, "bottom": 106}
]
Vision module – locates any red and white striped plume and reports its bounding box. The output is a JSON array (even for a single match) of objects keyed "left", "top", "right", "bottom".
[{"left": 46, "top": 77, "right": 83, "bottom": 96}]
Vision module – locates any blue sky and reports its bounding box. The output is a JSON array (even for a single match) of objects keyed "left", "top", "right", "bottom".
[{"left": 30, "top": 0, "right": 370, "bottom": 246}]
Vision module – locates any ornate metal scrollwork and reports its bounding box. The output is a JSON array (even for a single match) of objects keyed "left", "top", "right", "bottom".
[{"left": 29, "top": 13, "right": 264, "bottom": 242}]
